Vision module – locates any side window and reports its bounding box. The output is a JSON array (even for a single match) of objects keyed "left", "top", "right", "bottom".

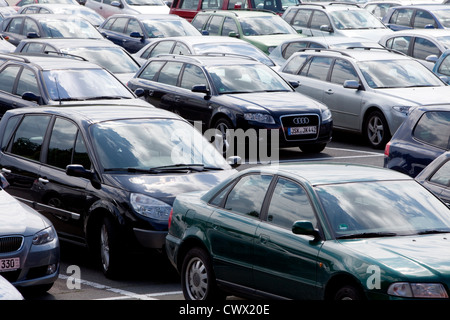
[
  {"left": 180, "top": 0, "right": 198, "bottom": 9},
  {"left": 126, "top": 18, "right": 141, "bottom": 35},
  {"left": 292, "top": 9, "right": 312, "bottom": 28},
  {"left": 139, "top": 42, "right": 157, "bottom": 59},
  {"left": 282, "top": 54, "right": 308, "bottom": 74},
  {"left": 413, "top": 111, "right": 450, "bottom": 149},
  {"left": 46, "top": 118, "right": 78, "bottom": 169},
  {"left": 6, "top": 18, "right": 23, "bottom": 33},
  {"left": 282, "top": 8, "right": 298, "bottom": 24},
  {"left": 23, "top": 18, "right": 39, "bottom": 36},
  {"left": 1, "top": 115, "right": 20, "bottom": 149},
  {"left": 102, "top": 18, "right": 115, "bottom": 30},
  {"left": 429, "top": 159, "right": 450, "bottom": 187},
  {"left": 150, "top": 41, "right": 175, "bottom": 57},
  {"left": 110, "top": 18, "right": 127, "bottom": 33},
  {"left": 413, "top": 10, "right": 436, "bottom": 28},
  {"left": 412, "top": 37, "right": 440, "bottom": 60},
  {"left": 191, "top": 14, "right": 209, "bottom": 31},
  {"left": 224, "top": 174, "right": 273, "bottom": 218},
  {"left": 437, "top": 55, "right": 450, "bottom": 76},
  {"left": 201, "top": 0, "right": 223, "bottom": 9},
  {"left": 387, "top": 36, "right": 411, "bottom": 54},
  {"left": 180, "top": 64, "right": 207, "bottom": 90},
  {"left": 282, "top": 41, "right": 308, "bottom": 60},
  {"left": 173, "top": 42, "right": 190, "bottom": 55},
  {"left": 267, "top": 178, "right": 316, "bottom": 229},
  {"left": 10, "top": 115, "right": 51, "bottom": 161},
  {"left": 21, "top": 42, "right": 45, "bottom": 53},
  {"left": 0, "top": 65, "right": 21, "bottom": 94},
  {"left": 310, "top": 10, "right": 330, "bottom": 30},
  {"left": 16, "top": 68, "right": 39, "bottom": 96},
  {"left": 303, "top": 56, "right": 332, "bottom": 81},
  {"left": 156, "top": 61, "right": 183, "bottom": 86},
  {"left": 139, "top": 61, "right": 165, "bottom": 81},
  {"left": 221, "top": 16, "right": 238, "bottom": 36},
  {"left": 330, "top": 59, "right": 359, "bottom": 85},
  {"left": 392, "top": 8, "right": 413, "bottom": 27},
  {"left": 205, "top": 15, "right": 223, "bottom": 35}
]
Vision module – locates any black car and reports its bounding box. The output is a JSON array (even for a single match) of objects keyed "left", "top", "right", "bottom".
[
  {"left": 0, "top": 53, "right": 151, "bottom": 118},
  {"left": 127, "top": 54, "right": 333, "bottom": 156},
  {"left": 0, "top": 105, "right": 237, "bottom": 278},
  {"left": 0, "top": 14, "right": 104, "bottom": 46},
  {"left": 415, "top": 151, "right": 450, "bottom": 207},
  {"left": 384, "top": 105, "right": 450, "bottom": 177}
]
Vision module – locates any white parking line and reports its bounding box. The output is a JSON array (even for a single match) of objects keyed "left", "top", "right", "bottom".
[{"left": 59, "top": 274, "right": 182, "bottom": 300}]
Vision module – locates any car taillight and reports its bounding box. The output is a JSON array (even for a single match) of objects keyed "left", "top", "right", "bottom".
[
  {"left": 384, "top": 141, "right": 391, "bottom": 157},
  {"left": 168, "top": 208, "right": 173, "bottom": 229}
]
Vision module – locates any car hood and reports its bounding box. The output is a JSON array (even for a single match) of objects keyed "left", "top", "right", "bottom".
[
  {"left": 341, "top": 234, "right": 450, "bottom": 279},
  {"left": 336, "top": 29, "right": 393, "bottom": 42},
  {"left": 374, "top": 86, "right": 450, "bottom": 105},
  {"left": 128, "top": 5, "right": 170, "bottom": 14},
  {"left": 102, "top": 169, "right": 237, "bottom": 205},
  {"left": 220, "top": 91, "right": 325, "bottom": 114},
  {"left": 0, "top": 190, "right": 48, "bottom": 237}
]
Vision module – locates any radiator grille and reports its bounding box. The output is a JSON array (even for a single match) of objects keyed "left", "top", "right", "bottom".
[{"left": 0, "top": 236, "right": 23, "bottom": 253}]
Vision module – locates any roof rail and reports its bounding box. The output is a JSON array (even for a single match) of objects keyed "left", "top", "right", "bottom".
[
  {"left": 154, "top": 53, "right": 206, "bottom": 64},
  {"left": 295, "top": 48, "right": 353, "bottom": 57},
  {"left": 0, "top": 53, "right": 30, "bottom": 63},
  {"left": 328, "top": 2, "right": 361, "bottom": 8},
  {"left": 345, "top": 46, "right": 407, "bottom": 56},
  {"left": 298, "top": 3, "right": 326, "bottom": 9},
  {"left": 201, "top": 52, "right": 259, "bottom": 61}
]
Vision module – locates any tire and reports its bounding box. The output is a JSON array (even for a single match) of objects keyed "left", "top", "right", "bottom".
[
  {"left": 213, "top": 117, "right": 234, "bottom": 157},
  {"left": 334, "top": 285, "right": 364, "bottom": 300},
  {"left": 99, "top": 217, "right": 123, "bottom": 279},
  {"left": 364, "top": 110, "right": 391, "bottom": 149},
  {"left": 300, "top": 143, "right": 326, "bottom": 153},
  {"left": 181, "top": 247, "right": 224, "bottom": 300}
]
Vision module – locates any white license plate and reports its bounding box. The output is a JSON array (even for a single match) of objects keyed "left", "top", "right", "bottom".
[
  {"left": 0, "top": 258, "right": 20, "bottom": 271},
  {"left": 288, "top": 126, "right": 317, "bottom": 135}
]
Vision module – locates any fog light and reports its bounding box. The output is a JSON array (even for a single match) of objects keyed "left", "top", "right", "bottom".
[{"left": 46, "top": 264, "right": 57, "bottom": 275}]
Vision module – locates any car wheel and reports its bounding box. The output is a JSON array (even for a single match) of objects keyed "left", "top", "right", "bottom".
[
  {"left": 334, "top": 285, "right": 364, "bottom": 300},
  {"left": 364, "top": 110, "right": 390, "bottom": 149},
  {"left": 99, "top": 217, "right": 122, "bottom": 278},
  {"left": 213, "top": 118, "right": 234, "bottom": 156},
  {"left": 300, "top": 143, "right": 326, "bottom": 153},
  {"left": 181, "top": 247, "right": 224, "bottom": 300}
]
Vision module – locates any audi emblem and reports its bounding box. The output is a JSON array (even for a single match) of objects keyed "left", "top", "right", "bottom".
[{"left": 292, "top": 117, "right": 310, "bottom": 125}]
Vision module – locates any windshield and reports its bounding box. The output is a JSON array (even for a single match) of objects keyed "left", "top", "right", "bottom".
[
  {"left": 40, "top": 18, "right": 104, "bottom": 39},
  {"left": 61, "top": 47, "right": 140, "bottom": 74},
  {"left": 90, "top": 119, "right": 230, "bottom": 171},
  {"left": 431, "top": 9, "right": 450, "bottom": 28},
  {"left": 316, "top": 180, "right": 450, "bottom": 239},
  {"left": 437, "top": 35, "right": 450, "bottom": 48},
  {"left": 207, "top": 63, "right": 292, "bottom": 94},
  {"left": 53, "top": 8, "right": 105, "bottom": 26},
  {"left": 143, "top": 20, "right": 200, "bottom": 37},
  {"left": 126, "top": 0, "right": 166, "bottom": 5},
  {"left": 43, "top": 69, "right": 134, "bottom": 100},
  {"left": 330, "top": 9, "right": 387, "bottom": 30},
  {"left": 358, "top": 59, "right": 444, "bottom": 88},
  {"left": 239, "top": 16, "right": 296, "bottom": 36},
  {"left": 193, "top": 43, "right": 275, "bottom": 66}
]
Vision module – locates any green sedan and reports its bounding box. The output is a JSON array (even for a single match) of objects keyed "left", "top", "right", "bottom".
[{"left": 166, "top": 163, "right": 450, "bottom": 300}]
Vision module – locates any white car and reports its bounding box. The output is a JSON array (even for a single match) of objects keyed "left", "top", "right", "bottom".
[{"left": 85, "top": 0, "right": 169, "bottom": 19}]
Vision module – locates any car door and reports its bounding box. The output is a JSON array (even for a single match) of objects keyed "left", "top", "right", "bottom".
[
  {"left": 0, "top": 65, "right": 41, "bottom": 118},
  {"left": 2, "top": 17, "right": 25, "bottom": 46},
  {"left": 85, "top": 0, "right": 104, "bottom": 17},
  {"left": 0, "top": 114, "right": 50, "bottom": 208},
  {"left": 36, "top": 116, "right": 92, "bottom": 243},
  {"left": 101, "top": 17, "right": 128, "bottom": 48},
  {"left": 122, "top": 18, "right": 146, "bottom": 53},
  {"left": 385, "top": 8, "right": 414, "bottom": 31},
  {"left": 253, "top": 176, "right": 323, "bottom": 299},
  {"left": 207, "top": 174, "right": 273, "bottom": 289},
  {"left": 289, "top": 9, "right": 313, "bottom": 36},
  {"left": 309, "top": 10, "right": 331, "bottom": 37}
]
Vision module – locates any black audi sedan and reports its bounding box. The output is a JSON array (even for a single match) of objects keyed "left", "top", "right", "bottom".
[
  {"left": 0, "top": 105, "right": 237, "bottom": 278},
  {"left": 127, "top": 54, "right": 333, "bottom": 156}
]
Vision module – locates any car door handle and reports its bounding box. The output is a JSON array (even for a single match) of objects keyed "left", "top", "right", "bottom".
[
  {"left": 1, "top": 168, "right": 11, "bottom": 173},
  {"left": 38, "top": 177, "right": 49, "bottom": 184},
  {"left": 259, "top": 234, "right": 270, "bottom": 244},
  {"left": 147, "top": 90, "right": 154, "bottom": 96},
  {"left": 325, "top": 89, "right": 334, "bottom": 95}
]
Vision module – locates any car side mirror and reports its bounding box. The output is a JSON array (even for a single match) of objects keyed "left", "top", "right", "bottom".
[
  {"left": 343, "top": 79, "right": 361, "bottom": 90},
  {"left": 26, "top": 32, "right": 40, "bottom": 39},
  {"left": 130, "top": 31, "right": 143, "bottom": 39},
  {"left": 134, "top": 88, "right": 145, "bottom": 97},
  {"left": 22, "top": 92, "right": 40, "bottom": 103},
  {"left": 192, "top": 84, "right": 210, "bottom": 94},
  {"left": 319, "top": 24, "right": 333, "bottom": 33},
  {"left": 425, "top": 54, "right": 438, "bottom": 63},
  {"left": 227, "top": 156, "right": 241, "bottom": 168},
  {"left": 424, "top": 24, "right": 435, "bottom": 29},
  {"left": 201, "top": 30, "right": 209, "bottom": 36},
  {"left": 66, "top": 164, "right": 101, "bottom": 189},
  {"left": 228, "top": 31, "right": 239, "bottom": 38},
  {"left": 111, "top": 0, "right": 123, "bottom": 8},
  {"left": 292, "top": 220, "right": 321, "bottom": 242},
  {"left": 439, "top": 75, "right": 450, "bottom": 85},
  {"left": 289, "top": 81, "right": 299, "bottom": 88}
]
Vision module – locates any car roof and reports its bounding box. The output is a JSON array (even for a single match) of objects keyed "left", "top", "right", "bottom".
[
  {"left": 293, "top": 48, "right": 411, "bottom": 61},
  {"left": 17, "top": 38, "right": 122, "bottom": 49},
  {"left": 149, "top": 53, "right": 261, "bottom": 66},
  {"left": 148, "top": 35, "right": 248, "bottom": 45},
  {"left": 283, "top": 36, "right": 380, "bottom": 45},
  {"left": 197, "top": 9, "right": 278, "bottom": 17},
  {"left": 382, "top": 29, "right": 450, "bottom": 37},
  {"left": 292, "top": 3, "right": 366, "bottom": 11},
  {"left": 3, "top": 105, "right": 182, "bottom": 125},
  {"left": 0, "top": 53, "right": 104, "bottom": 70},
  {"left": 9, "top": 13, "right": 91, "bottom": 21},
  {"left": 390, "top": 4, "right": 450, "bottom": 10},
  {"left": 105, "top": 13, "right": 185, "bottom": 20},
  {"left": 19, "top": 3, "right": 83, "bottom": 9},
  {"left": 243, "top": 162, "right": 412, "bottom": 186}
]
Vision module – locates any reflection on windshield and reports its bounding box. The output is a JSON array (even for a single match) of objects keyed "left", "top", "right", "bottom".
[
  {"left": 90, "top": 119, "right": 230, "bottom": 170},
  {"left": 193, "top": 43, "right": 275, "bottom": 66},
  {"left": 143, "top": 20, "right": 200, "bottom": 37},
  {"left": 41, "top": 19, "right": 103, "bottom": 39},
  {"left": 316, "top": 180, "right": 450, "bottom": 238},
  {"left": 208, "top": 64, "right": 292, "bottom": 94},
  {"left": 358, "top": 59, "right": 444, "bottom": 88},
  {"left": 330, "top": 10, "right": 386, "bottom": 30},
  {"left": 431, "top": 10, "right": 450, "bottom": 28},
  {"left": 43, "top": 69, "right": 134, "bottom": 100},
  {"left": 239, "top": 16, "right": 296, "bottom": 36},
  {"left": 61, "top": 47, "right": 140, "bottom": 74}
]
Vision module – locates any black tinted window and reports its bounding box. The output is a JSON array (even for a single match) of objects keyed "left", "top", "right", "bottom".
[
  {"left": 156, "top": 61, "right": 183, "bottom": 86},
  {"left": 139, "top": 61, "right": 165, "bottom": 81},
  {"left": 0, "top": 65, "right": 21, "bottom": 94},
  {"left": 11, "top": 115, "right": 51, "bottom": 161},
  {"left": 429, "top": 159, "right": 450, "bottom": 187},
  {"left": 180, "top": 64, "right": 206, "bottom": 90},
  {"left": 413, "top": 111, "right": 450, "bottom": 149},
  {"left": 16, "top": 68, "right": 39, "bottom": 96},
  {"left": 47, "top": 118, "right": 78, "bottom": 169},
  {"left": 109, "top": 18, "right": 127, "bottom": 33}
]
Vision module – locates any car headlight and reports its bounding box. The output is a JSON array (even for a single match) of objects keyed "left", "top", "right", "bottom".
[
  {"left": 33, "top": 226, "right": 57, "bottom": 245},
  {"left": 388, "top": 282, "right": 448, "bottom": 298},
  {"left": 321, "top": 108, "right": 332, "bottom": 122},
  {"left": 244, "top": 113, "right": 275, "bottom": 124},
  {"left": 130, "top": 193, "right": 172, "bottom": 222},
  {"left": 392, "top": 106, "right": 413, "bottom": 116}
]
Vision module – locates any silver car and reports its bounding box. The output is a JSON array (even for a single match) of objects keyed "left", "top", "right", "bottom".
[
  {"left": 85, "top": 0, "right": 169, "bottom": 19},
  {"left": 0, "top": 175, "right": 59, "bottom": 293},
  {"left": 278, "top": 48, "right": 450, "bottom": 149}
]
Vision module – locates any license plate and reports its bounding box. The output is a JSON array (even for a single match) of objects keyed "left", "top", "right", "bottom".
[
  {"left": 288, "top": 126, "right": 317, "bottom": 135},
  {"left": 0, "top": 258, "right": 20, "bottom": 271}
]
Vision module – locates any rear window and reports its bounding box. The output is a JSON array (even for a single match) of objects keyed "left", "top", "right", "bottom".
[{"left": 413, "top": 111, "right": 450, "bottom": 149}]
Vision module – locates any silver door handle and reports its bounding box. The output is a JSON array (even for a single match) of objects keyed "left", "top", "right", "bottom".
[
  {"left": 1, "top": 168, "right": 11, "bottom": 173},
  {"left": 38, "top": 177, "right": 49, "bottom": 184}
]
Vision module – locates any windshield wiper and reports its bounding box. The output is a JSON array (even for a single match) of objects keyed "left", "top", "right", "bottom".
[
  {"left": 337, "top": 232, "right": 397, "bottom": 240},
  {"left": 417, "top": 229, "right": 450, "bottom": 235},
  {"left": 83, "top": 96, "right": 129, "bottom": 100},
  {"left": 149, "top": 163, "right": 206, "bottom": 172}
]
